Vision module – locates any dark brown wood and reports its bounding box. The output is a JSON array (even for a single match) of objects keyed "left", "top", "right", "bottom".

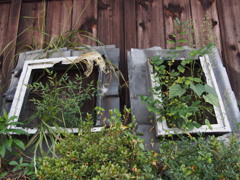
[
  {"left": 163, "top": 0, "right": 192, "bottom": 49},
  {"left": 136, "top": 0, "right": 165, "bottom": 48},
  {"left": 0, "top": 0, "right": 22, "bottom": 97},
  {"left": 97, "top": 0, "right": 124, "bottom": 48},
  {"left": 123, "top": 0, "right": 137, "bottom": 108},
  {"left": 0, "top": 0, "right": 240, "bottom": 105},
  {"left": 190, "top": 0, "right": 221, "bottom": 52},
  {"left": 16, "top": 1, "right": 45, "bottom": 52},
  {"left": 217, "top": 0, "right": 240, "bottom": 100},
  {"left": 0, "top": 3, "right": 11, "bottom": 52},
  {"left": 72, "top": 0, "right": 98, "bottom": 45},
  {"left": 45, "top": 0, "right": 72, "bottom": 44}
]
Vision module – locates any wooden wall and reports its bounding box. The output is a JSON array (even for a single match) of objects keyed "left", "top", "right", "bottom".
[{"left": 0, "top": 0, "right": 240, "bottom": 107}]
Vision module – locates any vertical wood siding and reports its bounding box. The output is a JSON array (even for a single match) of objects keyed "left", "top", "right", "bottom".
[{"left": 0, "top": 0, "right": 240, "bottom": 106}]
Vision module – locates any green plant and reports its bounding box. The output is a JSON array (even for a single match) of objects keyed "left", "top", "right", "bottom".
[
  {"left": 158, "top": 135, "right": 240, "bottom": 179},
  {"left": 37, "top": 109, "right": 160, "bottom": 180},
  {"left": 9, "top": 157, "right": 36, "bottom": 179},
  {"left": 28, "top": 69, "right": 97, "bottom": 128},
  {"left": 141, "top": 18, "right": 218, "bottom": 131},
  {"left": 0, "top": 110, "right": 28, "bottom": 168}
]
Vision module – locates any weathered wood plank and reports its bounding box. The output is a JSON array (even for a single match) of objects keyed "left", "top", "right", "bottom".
[
  {"left": 0, "top": 2, "right": 11, "bottom": 88},
  {"left": 217, "top": 0, "right": 240, "bottom": 100},
  {"left": 97, "top": 0, "right": 124, "bottom": 48},
  {"left": 16, "top": 1, "right": 45, "bottom": 52},
  {"left": 0, "top": 3, "right": 11, "bottom": 52},
  {"left": 1, "top": 0, "right": 22, "bottom": 102},
  {"left": 190, "top": 0, "right": 222, "bottom": 52},
  {"left": 136, "top": 0, "right": 165, "bottom": 48},
  {"left": 98, "top": 0, "right": 125, "bottom": 108},
  {"left": 123, "top": 0, "right": 136, "bottom": 50},
  {"left": 72, "top": 0, "right": 98, "bottom": 45},
  {"left": 45, "top": 0, "right": 72, "bottom": 44},
  {"left": 163, "top": 0, "right": 192, "bottom": 49},
  {"left": 120, "top": 0, "right": 136, "bottom": 108}
]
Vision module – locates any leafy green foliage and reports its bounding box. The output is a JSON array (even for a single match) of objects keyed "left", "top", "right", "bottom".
[
  {"left": 9, "top": 158, "right": 36, "bottom": 178},
  {"left": 28, "top": 69, "right": 97, "bottom": 128},
  {"left": 37, "top": 109, "right": 159, "bottom": 179},
  {"left": 142, "top": 56, "right": 218, "bottom": 130},
  {"left": 141, "top": 17, "right": 218, "bottom": 131},
  {"left": 158, "top": 135, "right": 240, "bottom": 179},
  {"left": 0, "top": 110, "right": 28, "bottom": 162}
]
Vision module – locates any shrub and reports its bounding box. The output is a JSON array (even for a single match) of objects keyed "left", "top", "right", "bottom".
[
  {"left": 158, "top": 135, "right": 240, "bottom": 180},
  {"left": 37, "top": 110, "right": 159, "bottom": 180}
]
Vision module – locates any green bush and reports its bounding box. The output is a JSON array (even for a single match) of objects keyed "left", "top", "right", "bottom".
[
  {"left": 37, "top": 111, "right": 159, "bottom": 180},
  {"left": 158, "top": 135, "right": 240, "bottom": 180}
]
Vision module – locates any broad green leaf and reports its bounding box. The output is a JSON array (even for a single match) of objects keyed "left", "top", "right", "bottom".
[
  {"left": 192, "top": 121, "right": 202, "bottom": 128},
  {"left": 204, "top": 84, "right": 217, "bottom": 96},
  {"left": 167, "top": 39, "right": 176, "bottom": 44},
  {"left": 0, "top": 172, "right": 8, "bottom": 179},
  {"left": 203, "top": 94, "right": 219, "bottom": 107},
  {"left": 139, "top": 143, "right": 145, "bottom": 151},
  {"left": 177, "top": 65, "right": 185, "bottom": 73},
  {"left": 13, "top": 139, "right": 25, "bottom": 150},
  {"left": 177, "top": 39, "right": 187, "bottom": 43},
  {"left": 0, "top": 146, "right": 6, "bottom": 158},
  {"left": 187, "top": 123, "right": 194, "bottom": 130},
  {"left": 175, "top": 17, "right": 181, "bottom": 25},
  {"left": 190, "top": 83, "right": 205, "bottom": 97},
  {"left": 3, "top": 139, "right": 12, "bottom": 152},
  {"left": 205, "top": 119, "right": 213, "bottom": 130},
  {"left": 151, "top": 55, "right": 161, "bottom": 62},
  {"left": 9, "top": 161, "right": 18, "bottom": 166},
  {"left": 169, "top": 84, "right": 186, "bottom": 98},
  {"left": 193, "top": 78, "right": 202, "bottom": 83},
  {"left": 179, "top": 31, "right": 188, "bottom": 35},
  {"left": 176, "top": 46, "right": 183, "bottom": 50},
  {"left": 10, "top": 129, "right": 29, "bottom": 135}
]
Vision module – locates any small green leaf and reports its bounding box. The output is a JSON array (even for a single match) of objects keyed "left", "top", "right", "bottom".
[
  {"left": 193, "top": 78, "right": 202, "bottom": 83},
  {"left": 10, "top": 129, "right": 29, "bottom": 135},
  {"left": 204, "top": 84, "right": 217, "bottom": 96},
  {"left": 3, "top": 139, "right": 12, "bottom": 152},
  {"left": 203, "top": 94, "right": 219, "bottom": 107},
  {"left": 190, "top": 83, "right": 205, "bottom": 97},
  {"left": 187, "top": 123, "right": 194, "bottom": 130},
  {"left": 175, "top": 17, "right": 181, "bottom": 25},
  {"left": 205, "top": 119, "right": 213, "bottom": 130},
  {"left": 179, "top": 31, "right": 188, "bottom": 35},
  {"left": 169, "top": 84, "right": 186, "bottom": 98},
  {"left": 13, "top": 139, "right": 25, "bottom": 150},
  {"left": 176, "top": 46, "right": 183, "bottom": 50},
  {"left": 0, "top": 146, "right": 6, "bottom": 158},
  {"left": 192, "top": 121, "right": 202, "bottom": 128},
  {"left": 167, "top": 39, "right": 176, "bottom": 44},
  {"left": 9, "top": 161, "right": 18, "bottom": 166},
  {"left": 177, "top": 65, "right": 185, "bottom": 73},
  {"left": 177, "top": 39, "right": 187, "bottom": 43},
  {"left": 139, "top": 143, "right": 145, "bottom": 151}
]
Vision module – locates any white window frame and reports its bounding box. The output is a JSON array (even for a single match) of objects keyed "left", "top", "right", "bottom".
[
  {"left": 8, "top": 56, "right": 102, "bottom": 134},
  {"left": 149, "top": 55, "right": 231, "bottom": 136}
]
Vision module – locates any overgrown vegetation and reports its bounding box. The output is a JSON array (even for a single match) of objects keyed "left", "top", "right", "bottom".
[
  {"left": 158, "top": 135, "right": 240, "bottom": 179},
  {"left": 27, "top": 69, "right": 97, "bottom": 128},
  {"left": 37, "top": 110, "right": 159, "bottom": 180},
  {"left": 0, "top": 0, "right": 239, "bottom": 178},
  {"left": 141, "top": 18, "right": 218, "bottom": 131}
]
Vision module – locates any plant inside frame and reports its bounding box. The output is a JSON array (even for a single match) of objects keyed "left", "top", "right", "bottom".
[
  {"left": 26, "top": 67, "right": 98, "bottom": 129},
  {"left": 141, "top": 18, "right": 231, "bottom": 135},
  {"left": 142, "top": 52, "right": 219, "bottom": 131}
]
